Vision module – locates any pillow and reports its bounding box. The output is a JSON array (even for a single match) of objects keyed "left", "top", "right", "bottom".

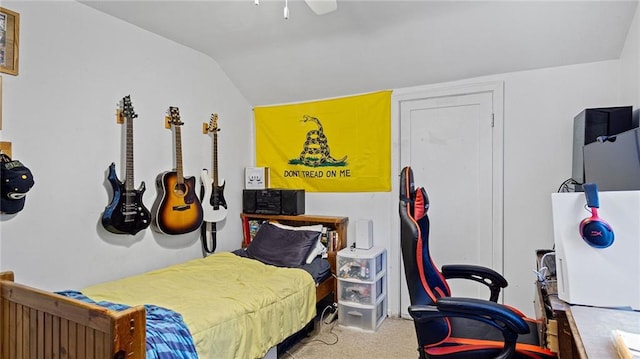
[
  {"left": 270, "top": 222, "right": 325, "bottom": 264},
  {"left": 270, "top": 222, "right": 323, "bottom": 233},
  {"left": 245, "top": 222, "right": 321, "bottom": 267},
  {"left": 307, "top": 240, "right": 327, "bottom": 264}
]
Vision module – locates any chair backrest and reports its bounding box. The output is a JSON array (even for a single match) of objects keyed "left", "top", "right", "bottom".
[{"left": 399, "top": 166, "right": 452, "bottom": 345}]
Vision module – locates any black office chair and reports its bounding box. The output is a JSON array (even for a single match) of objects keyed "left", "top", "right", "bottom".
[{"left": 399, "top": 166, "right": 556, "bottom": 359}]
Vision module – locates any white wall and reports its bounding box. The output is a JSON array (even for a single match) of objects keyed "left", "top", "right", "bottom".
[
  {"left": 0, "top": 1, "right": 253, "bottom": 291},
  {"left": 620, "top": 1, "right": 640, "bottom": 108},
  {"left": 499, "top": 62, "right": 625, "bottom": 311},
  {"left": 0, "top": 1, "right": 637, "bottom": 321}
]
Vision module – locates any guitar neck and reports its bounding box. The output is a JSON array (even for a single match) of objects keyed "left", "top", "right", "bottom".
[
  {"left": 175, "top": 124, "right": 185, "bottom": 185},
  {"left": 212, "top": 132, "right": 219, "bottom": 186},
  {"left": 125, "top": 114, "right": 135, "bottom": 191}
]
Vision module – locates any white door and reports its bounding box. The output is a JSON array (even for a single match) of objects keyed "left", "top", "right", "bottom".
[{"left": 398, "top": 85, "right": 503, "bottom": 317}]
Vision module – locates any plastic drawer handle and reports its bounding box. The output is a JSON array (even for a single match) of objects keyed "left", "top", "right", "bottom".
[{"left": 348, "top": 311, "right": 363, "bottom": 317}]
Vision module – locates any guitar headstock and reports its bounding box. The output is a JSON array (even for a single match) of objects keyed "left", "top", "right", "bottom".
[
  {"left": 116, "top": 95, "right": 138, "bottom": 124},
  {"left": 203, "top": 113, "right": 220, "bottom": 134},
  {"left": 121, "top": 95, "right": 138, "bottom": 120},
  {"left": 166, "top": 106, "right": 184, "bottom": 128}
]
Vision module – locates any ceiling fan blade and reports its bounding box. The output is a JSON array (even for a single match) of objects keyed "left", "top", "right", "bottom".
[{"left": 304, "top": 0, "right": 337, "bottom": 15}]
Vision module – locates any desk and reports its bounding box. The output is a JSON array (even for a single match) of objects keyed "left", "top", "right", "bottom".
[
  {"left": 535, "top": 283, "right": 577, "bottom": 358},
  {"left": 534, "top": 249, "right": 640, "bottom": 358},
  {"left": 535, "top": 250, "right": 578, "bottom": 358},
  {"left": 568, "top": 305, "right": 640, "bottom": 358}
]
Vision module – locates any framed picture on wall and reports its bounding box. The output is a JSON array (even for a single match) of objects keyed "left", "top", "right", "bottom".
[{"left": 0, "top": 7, "right": 19, "bottom": 76}]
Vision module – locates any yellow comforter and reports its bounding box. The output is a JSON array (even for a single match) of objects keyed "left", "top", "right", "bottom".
[{"left": 82, "top": 252, "right": 316, "bottom": 359}]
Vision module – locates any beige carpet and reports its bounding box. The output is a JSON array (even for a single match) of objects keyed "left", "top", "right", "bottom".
[{"left": 282, "top": 316, "right": 419, "bottom": 359}]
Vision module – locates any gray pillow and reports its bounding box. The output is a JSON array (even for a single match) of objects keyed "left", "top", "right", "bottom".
[{"left": 245, "top": 222, "right": 320, "bottom": 267}]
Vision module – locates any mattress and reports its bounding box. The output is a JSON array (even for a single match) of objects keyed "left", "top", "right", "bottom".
[{"left": 82, "top": 252, "right": 317, "bottom": 359}]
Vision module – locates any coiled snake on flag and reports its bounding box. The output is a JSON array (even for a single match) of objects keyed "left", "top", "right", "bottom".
[{"left": 298, "top": 115, "right": 347, "bottom": 167}]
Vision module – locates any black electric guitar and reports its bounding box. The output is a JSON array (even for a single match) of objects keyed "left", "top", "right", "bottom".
[
  {"left": 200, "top": 114, "right": 227, "bottom": 222},
  {"left": 151, "top": 107, "right": 204, "bottom": 235},
  {"left": 102, "top": 95, "right": 151, "bottom": 235}
]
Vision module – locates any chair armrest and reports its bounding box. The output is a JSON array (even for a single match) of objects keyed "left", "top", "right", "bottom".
[
  {"left": 441, "top": 264, "right": 508, "bottom": 302},
  {"left": 410, "top": 297, "right": 530, "bottom": 359},
  {"left": 436, "top": 297, "right": 529, "bottom": 334}
]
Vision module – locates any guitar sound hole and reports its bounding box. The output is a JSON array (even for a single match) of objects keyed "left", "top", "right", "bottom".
[{"left": 173, "top": 183, "right": 187, "bottom": 196}]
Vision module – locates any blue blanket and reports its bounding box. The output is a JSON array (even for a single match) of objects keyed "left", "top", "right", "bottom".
[{"left": 57, "top": 291, "right": 198, "bottom": 359}]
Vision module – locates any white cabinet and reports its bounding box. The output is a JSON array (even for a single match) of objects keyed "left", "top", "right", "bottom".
[{"left": 337, "top": 247, "right": 387, "bottom": 332}]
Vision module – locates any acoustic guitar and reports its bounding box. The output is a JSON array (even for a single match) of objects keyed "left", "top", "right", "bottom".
[
  {"left": 151, "top": 107, "right": 204, "bottom": 235},
  {"left": 102, "top": 95, "right": 151, "bottom": 235},
  {"left": 200, "top": 113, "right": 227, "bottom": 222}
]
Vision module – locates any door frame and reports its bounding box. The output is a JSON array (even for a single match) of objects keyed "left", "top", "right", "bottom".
[{"left": 388, "top": 81, "right": 504, "bottom": 316}]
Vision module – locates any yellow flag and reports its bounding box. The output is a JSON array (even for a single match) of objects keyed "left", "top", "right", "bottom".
[{"left": 255, "top": 91, "right": 391, "bottom": 192}]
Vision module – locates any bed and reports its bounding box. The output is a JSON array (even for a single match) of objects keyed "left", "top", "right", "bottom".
[{"left": 0, "top": 214, "right": 348, "bottom": 359}]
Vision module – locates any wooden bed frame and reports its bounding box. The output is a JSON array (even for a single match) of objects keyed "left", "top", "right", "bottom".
[
  {"left": 1, "top": 214, "right": 348, "bottom": 359},
  {"left": 0, "top": 271, "right": 146, "bottom": 359}
]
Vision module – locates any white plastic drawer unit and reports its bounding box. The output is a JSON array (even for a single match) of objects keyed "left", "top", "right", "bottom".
[
  {"left": 337, "top": 246, "right": 387, "bottom": 282},
  {"left": 338, "top": 296, "right": 387, "bottom": 332},
  {"left": 338, "top": 273, "right": 387, "bottom": 305}
]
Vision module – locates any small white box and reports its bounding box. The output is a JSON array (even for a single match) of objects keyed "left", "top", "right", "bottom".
[
  {"left": 337, "top": 247, "right": 386, "bottom": 281},
  {"left": 245, "top": 167, "right": 269, "bottom": 189},
  {"left": 355, "top": 219, "right": 373, "bottom": 249},
  {"left": 338, "top": 273, "right": 387, "bottom": 305},
  {"left": 338, "top": 296, "right": 387, "bottom": 332}
]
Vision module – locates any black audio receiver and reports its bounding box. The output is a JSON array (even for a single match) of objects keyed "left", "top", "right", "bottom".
[{"left": 242, "top": 189, "right": 305, "bottom": 215}]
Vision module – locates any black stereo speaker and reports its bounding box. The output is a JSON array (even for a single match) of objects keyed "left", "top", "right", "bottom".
[
  {"left": 280, "top": 190, "right": 305, "bottom": 215},
  {"left": 572, "top": 106, "right": 634, "bottom": 184},
  {"left": 242, "top": 189, "right": 305, "bottom": 215},
  {"left": 242, "top": 190, "right": 257, "bottom": 213}
]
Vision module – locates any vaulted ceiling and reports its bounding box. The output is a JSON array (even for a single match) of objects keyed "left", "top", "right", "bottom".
[{"left": 81, "top": 0, "right": 638, "bottom": 106}]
